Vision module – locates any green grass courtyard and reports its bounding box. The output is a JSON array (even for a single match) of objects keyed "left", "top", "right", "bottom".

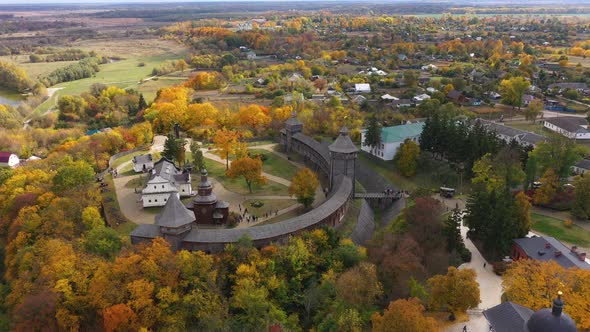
[{"left": 532, "top": 213, "right": 590, "bottom": 247}]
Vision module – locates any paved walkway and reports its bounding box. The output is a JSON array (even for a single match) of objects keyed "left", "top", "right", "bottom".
[{"left": 438, "top": 196, "right": 502, "bottom": 332}]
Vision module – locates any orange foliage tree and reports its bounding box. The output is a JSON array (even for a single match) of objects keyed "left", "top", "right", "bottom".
[
  {"left": 213, "top": 128, "right": 239, "bottom": 170},
  {"left": 371, "top": 298, "right": 439, "bottom": 332},
  {"left": 226, "top": 156, "right": 266, "bottom": 193}
]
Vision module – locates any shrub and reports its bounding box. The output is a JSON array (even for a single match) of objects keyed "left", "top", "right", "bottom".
[
  {"left": 564, "top": 219, "right": 574, "bottom": 228},
  {"left": 250, "top": 200, "right": 264, "bottom": 208}
]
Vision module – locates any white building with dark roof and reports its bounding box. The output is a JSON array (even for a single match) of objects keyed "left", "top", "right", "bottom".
[
  {"left": 132, "top": 154, "right": 154, "bottom": 173},
  {"left": 141, "top": 158, "right": 192, "bottom": 207},
  {"left": 572, "top": 159, "right": 590, "bottom": 175},
  {"left": 0, "top": 152, "right": 19, "bottom": 168},
  {"left": 543, "top": 117, "right": 590, "bottom": 140}
]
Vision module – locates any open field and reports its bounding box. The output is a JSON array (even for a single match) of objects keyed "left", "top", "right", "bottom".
[
  {"left": 249, "top": 149, "right": 299, "bottom": 180},
  {"left": 0, "top": 55, "right": 78, "bottom": 79},
  {"left": 8, "top": 38, "right": 191, "bottom": 114},
  {"left": 204, "top": 156, "right": 290, "bottom": 196},
  {"left": 532, "top": 213, "right": 590, "bottom": 247}
]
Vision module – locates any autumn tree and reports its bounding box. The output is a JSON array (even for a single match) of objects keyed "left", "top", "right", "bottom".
[
  {"left": 371, "top": 298, "right": 439, "bottom": 332},
  {"left": 572, "top": 175, "right": 590, "bottom": 219},
  {"left": 175, "top": 59, "right": 189, "bottom": 72},
  {"left": 238, "top": 104, "right": 271, "bottom": 134},
  {"left": 524, "top": 99, "right": 544, "bottom": 123},
  {"left": 514, "top": 191, "right": 532, "bottom": 236},
  {"left": 52, "top": 159, "right": 95, "bottom": 193},
  {"left": 213, "top": 128, "right": 238, "bottom": 170},
  {"left": 503, "top": 260, "right": 590, "bottom": 331},
  {"left": 500, "top": 76, "right": 530, "bottom": 110},
  {"left": 394, "top": 138, "right": 420, "bottom": 177},
  {"left": 427, "top": 267, "right": 480, "bottom": 315},
  {"left": 472, "top": 149, "right": 525, "bottom": 192},
  {"left": 534, "top": 168, "right": 559, "bottom": 205},
  {"left": 226, "top": 156, "right": 266, "bottom": 193},
  {"left": 529, "top": 137, "right": 587, "bottom": 179},
  {"left": 335, "top": 262, "right": 383, "bottom": 310},
  {"left": 288, "top": 167, "right": 319, "bottom": 209}
]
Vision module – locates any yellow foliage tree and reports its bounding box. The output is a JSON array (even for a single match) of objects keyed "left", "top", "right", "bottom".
[
  {"left": 372, "top": 298, "right": 440, "bottom": 332},
  {"left": 503, "top": 260, "right": 590, "bottom": 331},
  {"left": 213, "top": 128, "right": 239, "bottom": 170},
  {"left": 534, "top": 168, "right": 559, "bottom": 205},
  {"left": 427, "top": 267, "right": 480, "bottom": 315},
  {"left": 288, "top": 167, "right": 319, "bottom": 209}
]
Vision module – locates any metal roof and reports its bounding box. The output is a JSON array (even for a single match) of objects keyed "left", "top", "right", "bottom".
[
  {"left": 133, "top": 154, "right": 152, "bottom": 164},
  {"left": 378, "top": 123, "right": 424, "bottom": 144},
  {"left": 574, "top": 159, "right": 590, "bottom": 170},
  {"left": 513, "top": 235, "right": 590, "bottom": 270},
  {"left": 544, "top": 117, "right": 589, "bottom": 134},
  {"left": 130, "top": 224, "right": 161, "bottom": 238}
]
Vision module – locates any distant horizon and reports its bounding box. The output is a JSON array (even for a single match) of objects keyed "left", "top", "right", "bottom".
[{"left": 0, "top": 0, "right": 587, "bottom": 4}]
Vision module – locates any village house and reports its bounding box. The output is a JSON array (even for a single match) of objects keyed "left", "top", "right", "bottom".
[
  {"left": 572, "top": 159, "right": 590, "bottom": 175},
  {"left": 543, "top": 116, "right": 590, "bottom": 140},
  {"left": 548, "top": 82, "right": 589, "bottom": 94},
  {"left": 0, "top": 152, "right": 19, "bottom": 168},
  {"left": 361, "top": 122, "right": 424, "bottom": 161},
  {"left": 380, "top": 93, "right": 399, "bottom": 102},
  {"left": 511, "top": 235, "right": 590, "bottom": 270},
  {"left": 354, "top": 83, "right": 371, "bottom": 94},
  {"left": 446, "top": 89, "right": 468, "bottom": 104},
  {"left": 391, "top": 99, "right": 414, "bottom": 109},
  {"left": 132, "top": 154, "right": 154, "bottom": 173},
  {"left": 141, "top": 158, "right": 192, "bottom": 208},
  {"left": 477, "top": 119, "right": 546, "bottom": 148}
]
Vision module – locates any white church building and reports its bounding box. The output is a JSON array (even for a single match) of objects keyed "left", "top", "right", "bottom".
[{"left": 141, "top": 158, "right": 192, "bottom": 208}]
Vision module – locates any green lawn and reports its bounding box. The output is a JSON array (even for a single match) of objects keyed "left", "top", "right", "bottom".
[
  {"left": 124, "top": 176, "right": 145, "bottom": 189},
  {"left": 242, "top": 199, "right": 297, "bottom": 218},
  {"left": 203, "top": 157, "right": 290, "bottom": 196},
  {"left": 34, "top": 54, "right": 187, "bottom": 115},
  {"left": 359, "top": 152, "right": 464, "bottom": 192},
  {"left": 249, "top": 149, "right": 298, "bottom": 180},
  {"left": 532, "top": 213, "right": 590, "bottom": 247},
  {"left": 0, "top": 54, "right": 78, "bottom": 79}
]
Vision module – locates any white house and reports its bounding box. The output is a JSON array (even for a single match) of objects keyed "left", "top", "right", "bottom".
[
  {"left": 354, "top": 83, "right": 371, "bottom": 94},
  {"left": 0, "top": 152, "right": 19, "bottom": 168},
  {"left": 477, "top": 119, "right": 546, "bottom": 148},
  {"left": 361, "top": 123, "right": 424, "bottom": 161},
  {"left": 543, "top": 117, "right": 590, "bottom": 140},
  {"left": 573, "top": 159, "right": 590, "bottom": 175},
  {"left": 380, "top": 94, "right": 399, "bottom": 101},
  {"left": 141, "top": 158, "right": 192, "bottom": 208},
  {"left": 133, "top": 154, "right": 154, "bottom": 173},
  {"left": 413, "top": 94, "right": 431, "bottom": 102}
]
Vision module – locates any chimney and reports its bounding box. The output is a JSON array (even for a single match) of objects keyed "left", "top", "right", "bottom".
[
  {"left": 555, "top": 251, "right": 562, "bottom": 257},
  {"left": 545, "top": 242, "right": 551, "bottom": 249},
  {"left": 552, "top": 291, "right": 564, "bottom": 317},
  {"left": 579, "top": 252, "right": 587, "bottom": 261},
  {"left": 571, "top": 245, "right": 578, "bottom": 253}
]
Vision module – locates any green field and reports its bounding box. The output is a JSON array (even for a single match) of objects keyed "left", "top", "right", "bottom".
[
  {"left": 532, "top": 213, "right": 590, "bottom": 247},
  {"left": 249, "top": 149, "right": 299, "bottom": 180},
  {"left": 203, "top": 156, "right": 290, "bottom": 196}
]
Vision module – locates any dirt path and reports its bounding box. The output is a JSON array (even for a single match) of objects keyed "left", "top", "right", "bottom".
[{"left": 112, "top": 137, "right": 326, "bottom": 226}]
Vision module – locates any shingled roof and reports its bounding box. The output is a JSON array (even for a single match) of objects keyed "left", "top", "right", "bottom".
[
  {"left": 483, "top": 301, "right": 534, "bottom": 332},
  {"left": 155, "top": 193, "right": 195, "bottom": 228},
  {"left": 183, "top": 176, "right": 352, "bottom": 244},
  {"left": 329, "top": 127, "right": 358, "bottom": 154}
]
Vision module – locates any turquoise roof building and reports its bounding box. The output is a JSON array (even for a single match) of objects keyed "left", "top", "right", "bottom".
[{"left": 361, "top": 122, "right": 424, "bottom": 160}]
